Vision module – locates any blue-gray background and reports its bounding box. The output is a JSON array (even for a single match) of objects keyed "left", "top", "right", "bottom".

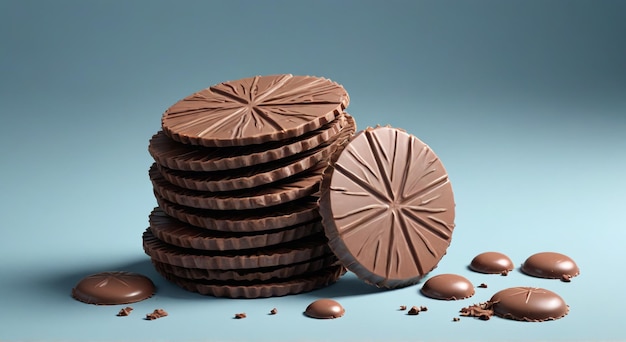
[{"left": 1, "top": 0, "right": 625, "bottom": 341}]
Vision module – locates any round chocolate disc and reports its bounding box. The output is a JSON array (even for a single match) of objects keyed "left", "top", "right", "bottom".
[
  {"left": 521, "top": 252, "right": 580, "bottom": 280},
  {"left": 304, "top": 298, "right": 345, "bottom": 319},
  {"left": 491, "top": 287, "right": 569, "bottom": 321},
  {"left": 319, "top": 126, "right": 456, "bottom": 288},
  {"left": 161, "top": 74, "right": 349, "bottom": 147},
  {"left": 469, "top": 252, "right": 514, "bottom": 274},
  {"left": 72, "top": 271, "right": 155, "bottom": 305},
  {"left": 420, "top": 274, "right": 475, "bottom": 300}
]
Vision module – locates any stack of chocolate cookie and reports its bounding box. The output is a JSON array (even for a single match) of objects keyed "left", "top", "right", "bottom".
[{"left": 142, "top": 74, "right": 355, "bottom": 298}]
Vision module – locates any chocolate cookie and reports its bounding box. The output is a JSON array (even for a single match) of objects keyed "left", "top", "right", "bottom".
[
  {"left": 149, "top": 207, "right": 323, "bottom": 251},
  {"left": 151, "top": 254, "right": 338, "bottom": 282},
  {"left": 149, "top": 115, "right": 346, "bottom": 172},
  {"left": 319, "top": 126, "right": 456, "bottom": 288},
  {"left": 142, "top": 229, "right": 330, "bottom": 270},
  {"left": 161, "top": 74, "right": 349, "bottom": 147},
  {"left": 155, "top": 194, "right": 320, "bottom": 232},
  {"left": 154, "top": 263, "right": 345, "bottom": 298}
]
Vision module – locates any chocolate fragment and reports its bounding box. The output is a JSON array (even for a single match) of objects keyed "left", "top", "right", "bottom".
[
  {"left": 459, "top": 301, "right": 495, "bottom": 320},
  {"left": 270, "top": 308, "right": 278, "bottom": 315},
  {"left": 421, "top": 274, "right": 475, "bottom": 300},
  {"left": 420, "top": 306, "right": 428, "bottom": 312},
  {"left": 452, "top": 317, "right": 460, "bottom": 322},
  {"left": 320, "top": 126, "right": 456, "bottom": 288},
  {"left": 116, "top": 307, "right": 133, "bottom": 316},
  {"left": 491, "top": 287, "right": 569, "bottom": 322},
  {"left": 304, "top": 299, "right": 345, "bottom": 319},
  {"left": 521, "top": 252, "right": 579, "bottom": 280},
  {"left": 146, "top": 309, "right": 168, "bottom": 320},
  {"left": 161, "top": 74, "right": 348, "bottom": 147},
  {"left": 469, "top": 252, "right": 514, "bottom": 274},
  {"left": 71, "top": 272, "right": 155, "bottom": 305},
  {"left": 407, "top": 306, "right": 420, "bottom": 315},
  {"left": 234, "top": 313, "right": 247, "bottom": 319},
  {"left": 399, "top": 305, "right": 407, "bottom": 311},
  {"left": 478, "top": 283, "right": 488, "bottom": 288},
  {"left": 500, "top": 270, "right": 509, "bottom": 276}
]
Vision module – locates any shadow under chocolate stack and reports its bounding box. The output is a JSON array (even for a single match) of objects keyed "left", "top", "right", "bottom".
[{"left": 143, "top": 74, "right": 354, "bottom": 298}]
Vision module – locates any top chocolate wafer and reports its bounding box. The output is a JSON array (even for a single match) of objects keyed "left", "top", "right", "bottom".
[{"left": 162, "top": 74, "right": 349, "bottom": 147}]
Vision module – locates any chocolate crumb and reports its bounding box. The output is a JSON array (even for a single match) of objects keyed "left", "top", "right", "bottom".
[
  {"left": 407, "top": 306, "right": 420, "bottom": 315},
  {"left": 478, "top": 283, "right": 488, "bottom": 288},
  {"left": 419, "top": 306, "right": 428, "bottom": 312},
  {"left": 561, "top": 274, "right": 572, "bottom": 282},
  {"left": 270, "top": 308, "right": 277, "bottom": 315},
  {"left": 399, "top": 305, "right": 407, "bottom": 311},
  {"left": 116, "top": 306, "right": 133, "bottom": 317},
  {"left": 234, "top": 313, "right": 247, "bottom": 319},
  {"left": 453, "top": 317, "right": 460, "bottom": 322},
  {"left": 145, "top": 309, "right": 168, "bottom": 320},
  {"left": 459, "top": 301, "right": 495, "bottom": 320},
  {"left": 500, "top": 270, "right": 509, "bottom": 276},
  {"left": 479, "top": 314, "right": 491, "bottom": 321}
]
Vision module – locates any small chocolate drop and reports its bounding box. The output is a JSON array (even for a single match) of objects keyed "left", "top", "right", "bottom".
[
  {"left": 469, "top": 252, "right": 514, "bottom": 274},
  {"left": 420, "top": 274, "right": 475, "bottom": 300},
  {"left": 521, "top": 252, "right": 579, "bottom": 280},
  {"left": 304, "top": 299, "right": 345, "bottom": 319}
]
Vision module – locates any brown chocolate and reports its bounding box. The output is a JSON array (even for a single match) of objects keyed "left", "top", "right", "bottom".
[
  {"left": 320, "top": 126, "right": 456, "bottom": 288},
  {"left": 71, "top": 272, "right": 155, "bottom": 305},
  {"left": 143, "top": 229, "right": 330, "bottom": 270},
  {"left": 469, "top": 252, "right": 514, "bottom": 274},
  {"left": 151, "top": 254, "right": 338, "bottom": 282},
  {"left": 146, "top": 309, "right": 168, "bottom": 320},
  {"left": 155, "top": 264, "right": 345, "bottom": 298},
  {"left": 150, "top": 162, "right": 324, "bottom": 210},
  {"left": 304, "top": 298, "right": 345, "bottom": 319},
  {"left": 234, "top": 313, "right": 247, "bottom": 319},
  {"left": 478, "top": 283, "right": 488, "bottom": 288},
  {"left": 407, "top": 306, "right": 420, "bottom": 315},
  {"left": 420, "top": 274, "right": 475, "bottom": 300},
  {"left": 459, "top": 301, "right": 495, "bottom": 320},
  {"left": 149, "top": 115, "right": 345, "bottom": 172},
  {"left": 149, "top": 208, "right": 323, "bottom": 251},
  {"left": 491, "top": 287, "right": 569, "bottom": 321},
  {"left": 270, "top": 308, "right": 278, "bottom": 315},
  {"left": 399, "top": 305, "right": 407, "bottom": 311},
  {"left": 161, "top": 74, "right": 348, "bottom": 147},
  {"left": 521, "top": 252, "right": 579, "bottom": 280},
  {"left": 155, "top": 194, "right": 320, "bottom": 232},
  {"left": 116, "top": 307, "right": 133, "bottom": 316}
]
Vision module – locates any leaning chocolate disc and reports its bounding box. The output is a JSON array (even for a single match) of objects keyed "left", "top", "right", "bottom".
[
  {"left": 71, "top": 271, "right": 155, "bottom": 305},
  {"left": 161, "top": 74, "right": 348, "bottom": 147},
  {"left": 521, "top": 252, "right": 580, "bottom": 280},
  {"left": 491, "top": 287, "right": 569, "bottom": 321},
  {"left": 319, "top": 126, "right": 456, "bottom": 288}
]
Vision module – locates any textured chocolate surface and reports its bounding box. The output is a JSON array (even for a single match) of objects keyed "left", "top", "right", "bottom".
[
  {"left": 521, "top": 252, "right": 580, "bottom": 280},
  {"left": 304, "top": 299, "right": 345, "bottom": 319},
  {"left": 161, "top": 74, "right": 348, "bottom": 147},
  {"left": 151, "top": 254, "right": 337, "bottom": 282},
  {"left": 491, "top": 287, "right": 569, "bottom": 321},
  {"left": 319, "top": 126, "right": 456, "bottom": 288},
  {"left": 156, "top": 139, "right": 337, "bottom": 192},
  {"left": 149, "top": 208, "right": 323, "bottom": 251},
  {"left": 143, "top": 229, "right": 330, "bottom": 270},
  {"left": 149, "top": 115, "right": 345, "bottom": 172},
  {"left": 154, "top": 264, "right": 345, "bottom": 298},
  {"left": 420, "top": 274, "right": 475, "bottom": 300},
  {"left": 469, "top": 252, "right": 515, "bottom": 274},
  {"left": 150, "top": 162, "right": 325, "bottom": 210},
  {"left": 71, "top": 272, "right": 155, "bottom": 305},
  {"left": 155, "top": 194, "right": 320, "bottom": 232}
]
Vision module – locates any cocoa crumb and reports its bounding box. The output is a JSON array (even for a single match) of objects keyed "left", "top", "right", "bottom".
[
  {"left": 561, "top": 274, "right": 572, "bottom": 282},
  {"left": 234, "top": 313, "right": 247, "bottom": 319},
  {"left": 478, "top": 283, "right": 488, "bottom": 288},
  {"left": 145, "top": 309, "right": 168, "bottom": 320},
  {"left": 270, "top": 308, "right": 277, "bottom": 315},
  {"left": 407, "top": 306, "right": 420, "bottom": 315},
  {"left": 459, "top": 301, "right": 495, "bottom": 320},
  {"left": 399, "top": 305, "right": 407, "bottom": 311},
  {"left": 500, "top": 270, "right": 509, "bottom": 276},
  {"left": 116, "top": 306, "right": 133, "bottom": 317},
  {"left": 453, "top": 317, "right": 460, "bottom": 322},
  {"left": 419, "top": 306, "right": 428, "bottom": 312}
]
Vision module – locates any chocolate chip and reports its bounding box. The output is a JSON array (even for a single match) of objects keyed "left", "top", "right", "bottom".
[
  {"left": 116, "top": 306, "right": 133, "bottom": 317},
  {"left": 478, "top": 283, "right": 488, "bottom": 288},
  {"left": 420, "top": 306, "right": 428, "bottom": 312},
  {"left": 234, "top": 313, "right": 247, "bottom": 319},
  {"left": 399, "top": 305, "right": 407, "bottom": 311},
  {"left": 453, "top": 317, "right": 460, "bottom": 322},
  {"left": 407, "top": 306, "right": 420, "bottom": 315},
  {"left": 270, "top": 308, "right": 277, "bottom": 315},
  {"left": 500, "top": 270, "right": 509, "bottom": 276}
]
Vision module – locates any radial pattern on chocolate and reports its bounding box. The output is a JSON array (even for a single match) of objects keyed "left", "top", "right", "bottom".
[
  {"left": 161, "top": 74, "right": 348, "bottom": 147},
  {"left": 320, "top": 126, "right": 456, "bottom": 288}
]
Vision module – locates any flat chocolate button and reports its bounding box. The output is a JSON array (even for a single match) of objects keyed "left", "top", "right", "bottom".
[
  {"left": 420, "top": 274, "right": 475, "bottom": 300},
  {"left": 469, "top": 252, "right": 514, "bottom": 274},
  {"left": 491, "top": 287, "right": 569, "bottom": 321},
  {"left": 72, "top": 271, "right": 155, "bottom": 305},
  {"left": 320, "top": 126, "right": 456, "bottom": 288}
]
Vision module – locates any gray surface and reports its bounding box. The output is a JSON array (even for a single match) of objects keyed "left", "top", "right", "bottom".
[{"left": 1, "top": 1, "right": 625, "bottom": 341}]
